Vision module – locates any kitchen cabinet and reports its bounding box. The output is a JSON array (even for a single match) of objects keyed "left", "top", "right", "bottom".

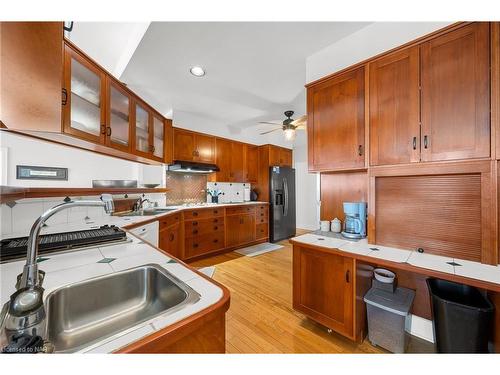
[
  {"left": 173, "top": 128, "right": 216, "bottom": 163},
  {"left": 183, "top": 208, "right": 225, "bottom": 260},
  {"left": 0, "top": 22, "right": 63, "bottom": 132},
  {"left": 307, "top": 67, "right": 365, "bottom": 172},
  {"left": 269, "top": 145, "right": 281, "bottom": 166},
  {"left": 280, "top": 148, "right": 293, "bottom": 167},
  {"left": 226, "top": 214, "right": 256, "bottom": 248},
  {"left": 244, "top": 144, "right": 259, "bottom": 183},
  {"left": 106, "top": 78, "right": 132, "bottom": 152},
  {"left": 159, "top": 223, "right": 181, "bottom": 259},
  {"left": 164, "top": 119, "right": 173, "bottom": 164},
  {"left": 214, "top": 138, "right": 232, "bottom": 181},
  {"left": 421, "top": 22, "right": 490, "bottom": 162},
  {"left": 63, "top": 44, "right": 107, "bottom": 144},
  {"left": 134, "top": 102, "right": 165, "bottom": 161},
  {"left": 230, "top": 142, "right": 245, "bottom": 182},
  {"left": 293, "top": 245, "right": 354, "bottom": 338},
  {"left": 369, "top": 47, "right": 420, "bottom": 166}
]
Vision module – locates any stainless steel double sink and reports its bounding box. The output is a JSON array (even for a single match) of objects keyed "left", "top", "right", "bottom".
[{"left": 45, "top": 264, "right": 200, "bottom": 353}]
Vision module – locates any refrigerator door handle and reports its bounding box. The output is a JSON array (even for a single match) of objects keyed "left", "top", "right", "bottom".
[{"left": 283, "top": 177, "right": 289, "bottom": 217}]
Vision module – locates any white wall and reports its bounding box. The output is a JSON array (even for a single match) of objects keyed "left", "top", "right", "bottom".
[
  {"left": 293, "top": 132, "right": 319, "bottom": 230},
  {"left": 306, "top": 22, "right": 452, "bottom": 83},
  {"left": 0, "top": 131, "right": 163, "bottom": 188}
]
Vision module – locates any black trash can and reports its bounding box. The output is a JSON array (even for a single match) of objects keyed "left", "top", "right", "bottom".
[{"left": 427, "top": 278, "right": 494, "bottom": 353}]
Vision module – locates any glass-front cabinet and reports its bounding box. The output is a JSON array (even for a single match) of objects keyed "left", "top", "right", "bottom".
[
  {"left": 107, "top": 80, "right": 131, "bottom": 152},
  {"left": 63, "top": 43, "right": 167, "bottom": 162},
  {"left": 153, "top": 115, "right": 165, "bottom": 160},
  {"left": 63, "top": 45, "right": 106, "bottom": 143},
  {"left": 134, "top": 103, "right": 151, "bottom": 155}
]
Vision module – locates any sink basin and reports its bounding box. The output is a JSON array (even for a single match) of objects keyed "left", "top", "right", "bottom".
[
  {"left": 45, "top": 264, "right": 200, "bottom": 353},
  {"left": 118, "top": 208, "right": 177, "bottom": 217}
]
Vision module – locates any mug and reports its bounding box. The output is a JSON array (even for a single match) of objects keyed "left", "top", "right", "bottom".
[
  {"left": 320, "top": 220, "right": 330, "bottom": 232},
  {"left": 331, "top": 218, "right": 342, "bottom": 233}
]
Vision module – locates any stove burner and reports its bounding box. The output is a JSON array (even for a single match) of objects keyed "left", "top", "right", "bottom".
[{"left": 0, "top": 225, "right": 127, "bottom": 262}]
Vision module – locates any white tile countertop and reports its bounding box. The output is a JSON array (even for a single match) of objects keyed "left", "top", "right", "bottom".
[
  {"left": 0, "top": 233, "right": 224, "bottom": 353},
  {"left": 291, "top": 232, "right": 500, "bottom": 287}
]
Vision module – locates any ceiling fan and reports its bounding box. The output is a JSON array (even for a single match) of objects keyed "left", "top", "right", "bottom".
[{"left": 259, "top": 110, "right": 307, "bottom": 141}]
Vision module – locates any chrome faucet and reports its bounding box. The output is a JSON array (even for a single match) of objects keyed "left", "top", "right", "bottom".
[
  {"left": 1, "top": 194, "right": 114, "bottom": 348},
  {"left": 133, "top": 197, "right": 151, "bottom": 212}
]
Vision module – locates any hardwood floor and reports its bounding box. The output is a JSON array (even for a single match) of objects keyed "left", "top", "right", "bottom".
[{"left": 190, "top": 231, "right": 383, "bottom": 353}]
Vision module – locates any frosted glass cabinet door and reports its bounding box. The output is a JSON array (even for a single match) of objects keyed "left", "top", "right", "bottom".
[
  {"left": 153, "top": 116, "right": 164, "bottom": 159},
  {"left": 69, "top": 57, "right": 103, "bottom": 139},
  {"left": 135, "top": 104, "right": 151, "bottom": 154},
  {"left": 108, "top": 84, "right": 130, "bottom": 150}
]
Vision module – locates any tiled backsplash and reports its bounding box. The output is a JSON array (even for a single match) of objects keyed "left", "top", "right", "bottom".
[
  {"left": 0, "top": 193, "right": 166, "bottom": 238},
  {"left": 206, "top": 182, "right": 251, "bottom": 203},
  {"left": 165, "top": 172, "right": 207, "bottom": 205}
]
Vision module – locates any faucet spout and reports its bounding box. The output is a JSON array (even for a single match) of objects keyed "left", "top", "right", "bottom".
[{"left": 20, "top": 194, "right": 115, "bottom": 289}]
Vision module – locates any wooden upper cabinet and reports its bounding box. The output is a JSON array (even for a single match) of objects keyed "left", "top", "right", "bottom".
[
  {"left": 269, "top": 145, "right": 281, "bottom": 166},
  {"left": 195, "top": 133, "right": 216, "bottom": 164},
  {"left": 173, "top": 128, "right": 196, "bottom": 161},
  {"left": 293, "top": 246, "right": 354, "bottom": 338},
  {"left": 230, "top": 142, "right": 245, "bottom": 181},
  {"left": 134, "top": 102, "right": 153, "bottom": 156},
  {"left": 421, "top": 22, "right": 490, "bottom": 162},
  {"left": 244, "top": 144, "right": 259, "bottom": 183},
  {"left": 307, "top": 67, "right": 365, "bottom": 172},
  {"left": 63, "top": 44, "right": 106, "bottom": 144},
  {"left": 280, "top": 148, "right": 293, "bottom": 167},
  {"left": 173, "top": 128, "right": 215, "bottom": 163},
  {"left": 106, "top": 78, "right": 132, "bottom": 152},
  {"left": 369, "top": 47, "right": 420, "bottom": 166},
  {"left": 164, "top": 119, "right": 173, "bottom": 164},
  {"left": 0, "top": 22, "right": 63, "bottom": 132},
  {"left": 215, "top": 138, "right": 232, "bottom": 181},
  {"left": 152, "top": 115, "right": 165, "bottom": 161}
]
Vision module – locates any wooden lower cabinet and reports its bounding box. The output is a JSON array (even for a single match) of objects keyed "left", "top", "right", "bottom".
[
  {"left": 226, "top": 214, "right": 256, "bottom": 248},
  {"left": 159, "top": 224, "right": 181, "bottom": 259},
  {"left": 293, "top": 245, "right": 355, "bottom": 339}
]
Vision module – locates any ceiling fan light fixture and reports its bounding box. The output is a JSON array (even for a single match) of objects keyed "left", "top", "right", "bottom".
[
  {"left": 189, "top": 66, "right": 205, "bottom": 77},
  {"left": 284, "top": 128, "right": 296, "bottom": 141}
]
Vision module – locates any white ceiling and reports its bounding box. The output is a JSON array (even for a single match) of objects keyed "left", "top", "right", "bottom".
[{"left": 69, "top": 22, "right": 370, "bottom": 144}]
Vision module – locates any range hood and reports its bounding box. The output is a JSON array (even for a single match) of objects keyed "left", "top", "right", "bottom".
[{"left": 167, "top": 160, "right": 219, "bottom": 174}]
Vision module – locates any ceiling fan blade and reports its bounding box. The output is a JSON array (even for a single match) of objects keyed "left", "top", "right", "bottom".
[
  {"left": 296, "top": 125, "right": 306, "bottom": 130},
  {"left": 258, "top": 121, "right": 282, "bottom": 126},
  {"left": 260, "top": 128, "right": 282, "bottom": 135},
  {"left": 291, "top": 115, "right": 307, "bottom": 126}
]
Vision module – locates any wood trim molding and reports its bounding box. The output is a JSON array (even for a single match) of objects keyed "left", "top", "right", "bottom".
[
  {"left": 0, "top": 186, "right": 169, "bottom": 204},
  {"left": 493, "top": 22, "right": 500, "bottom": 160},
  {"left": 305, "top": 22, "right": 469, "bottom": 88}
]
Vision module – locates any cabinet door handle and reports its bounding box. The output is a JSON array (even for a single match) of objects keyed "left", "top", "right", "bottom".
[
  {"left": 193, "top": 243, "right": 198, "bottom": 248},
  {"left": 106, "top": 127, "right": 112, "bottom": 136},
  {"left": 423, "top": 135, "right": 428, "bottom": 149},
  {"left": 213, "top": 219, "right": 218, "bottom": 223},
  {"left": 192, "top": 221, "right": 198, "bottom": 225},
  {"left": 62, "top": 88, "right": 68, "bottom": 106},
  {"left": 412, "top": 136, "right": 417, "bottom": 150},
  {"left": 100, "top": 125, "right": 106, "bottom": 135},
  {"left": 214, "top": 226, "right": 218, "bottom": 230},
  {"left": 169, "top": 233, "right": 174, "bottom": 241},
  {"left": 192, "top": 229, "right": 198, "bottom": 235},
  {"left": 213, "top": 239, "right": 219, "bottom": 243},
  {"left": 358, "top": 145, "right": 363, "bottom": 156},
  {"left": 193, "top": 212, "right": 198, "bottom": 217},
  {"left": 345, "top": 270, "right": 350, "bottom": 283}
]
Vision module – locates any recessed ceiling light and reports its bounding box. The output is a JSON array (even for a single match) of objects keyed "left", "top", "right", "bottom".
[{"left": 190, "top": 66, "right": 205, "bottom": 77}]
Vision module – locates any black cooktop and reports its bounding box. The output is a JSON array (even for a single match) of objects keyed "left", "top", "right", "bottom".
[{"left": 0, "top": 225, "right": 127, "bottom": 262}]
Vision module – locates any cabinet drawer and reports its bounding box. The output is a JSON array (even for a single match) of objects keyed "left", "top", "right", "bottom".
[
  {"left": 184, "top": 217, "right": 225, "bottom": 238},
  {"left": 184, "top": 207, "right": 224, "bottom": 221},
  {"left": 256, "top": 210, "right": 268, "bottom": 224},
  {"left": 185, "top": 232, "right": 225, "bottom": 258},
  {"left": 256, "top": 204, "right": 268, "bottom": 212},
  {"left": 226, "top": 205, "right": 255, "bottom": 215},
  {"left": 159, "top": 213, "right": 181, "bottom": 230},
  {"left": 256, "top": 223, "right": 268, "bottom": 239}
]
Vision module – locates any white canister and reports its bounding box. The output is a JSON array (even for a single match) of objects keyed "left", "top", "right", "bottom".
[
  {"left": 331, "top": 218, "right": 342, "bottom": 233},
  {"left": 320, "top": 220, "right": 330, "bottom": 232}
]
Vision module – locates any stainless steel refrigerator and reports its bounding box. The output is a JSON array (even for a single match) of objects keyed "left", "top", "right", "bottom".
[{"left": 269, "top": 166, "right": 296, "bottom": 242}]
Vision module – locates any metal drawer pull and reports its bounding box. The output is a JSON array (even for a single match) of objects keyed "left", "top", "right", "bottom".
[
  {"left": 193, "top": 243, "right": 198, "bottom": 248},
  {"left": 345, "top": 270, "right": 350, "bottom": 283},
  {"left": 412, "top": 136, "right": 417, "bottom": 150},
  {"left": 193, "top": 230, "right": 198, "bottom": 235},
  {"left": 424, "top": 135, "right": 428, "bottom": 149}
]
